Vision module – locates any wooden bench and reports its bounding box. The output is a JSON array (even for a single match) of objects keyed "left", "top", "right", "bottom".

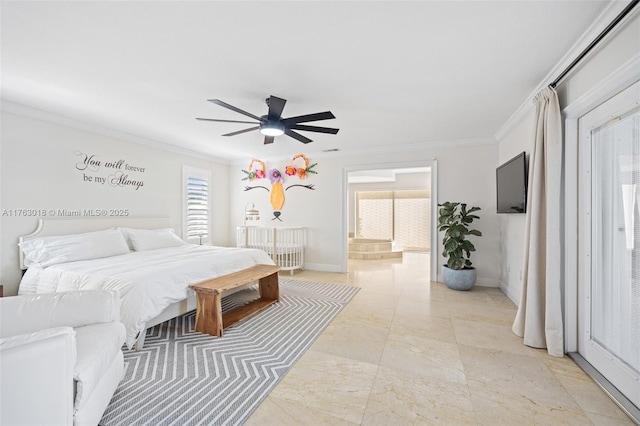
[{"left": 189, "top": 264, "right": 280, "bottom": 337}]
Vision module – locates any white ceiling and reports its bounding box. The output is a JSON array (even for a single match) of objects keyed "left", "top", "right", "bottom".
[{"left": 1, "top": 1, "right": 611, "bottom": 163}]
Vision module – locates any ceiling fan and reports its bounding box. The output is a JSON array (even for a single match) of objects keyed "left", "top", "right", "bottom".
[{"left": 196, "top": 95, "right": 339, "bottom": 144}]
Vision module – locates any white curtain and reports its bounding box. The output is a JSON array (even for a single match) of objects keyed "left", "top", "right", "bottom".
[{"left": 512, "top": 86, "right": 564, "bottom": 357}]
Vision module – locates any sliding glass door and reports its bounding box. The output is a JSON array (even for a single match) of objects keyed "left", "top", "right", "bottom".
[{"left": 578, "top": 81, "right": 640, "bottom": 409}]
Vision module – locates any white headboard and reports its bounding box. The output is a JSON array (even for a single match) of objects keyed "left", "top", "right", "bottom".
[{"left": 19, "top": 217, "right": 173, "bottom": 269}]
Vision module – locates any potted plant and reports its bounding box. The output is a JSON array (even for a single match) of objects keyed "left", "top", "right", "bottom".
[{"left": 437, "top": 202, "right": 482, "bottom": 290}]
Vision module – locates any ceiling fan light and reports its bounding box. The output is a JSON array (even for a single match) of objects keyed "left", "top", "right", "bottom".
[{"left": 260, "top": 122, "right": 284, "bottom": 136}]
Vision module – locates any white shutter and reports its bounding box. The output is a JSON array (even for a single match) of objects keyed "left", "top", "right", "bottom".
[
  {"left": 355, "top": 191, "right": 393, "bottom": 239},
  {"left": 183, "top": 167, "right": 211, "bottom": 243},
  {"left": 187, "top": 176, "right": 208, "bottom": 239},
  {"left": 355, "top": 190, "right": 430, "bottom": 251}
]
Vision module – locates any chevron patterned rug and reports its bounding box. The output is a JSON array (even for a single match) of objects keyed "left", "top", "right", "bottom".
[{"left": 100, "top": 278, "right": 359, "bottom": 426}]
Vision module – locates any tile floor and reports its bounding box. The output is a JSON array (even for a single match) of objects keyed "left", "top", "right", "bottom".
[{"left": 245, "top": 252, "right": 636, "bottom": 425}]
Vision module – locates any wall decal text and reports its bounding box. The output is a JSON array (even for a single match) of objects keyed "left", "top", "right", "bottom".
[{"left": 75, "top": 151, "right": 146, "bottom": 190}]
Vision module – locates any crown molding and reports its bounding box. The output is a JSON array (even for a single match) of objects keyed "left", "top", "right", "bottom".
[
  {"left": 495, "top": 0, "right": 637, "bottom": 141},
  {"left": 561, "top": 52, "right": 640, "bottom": 118},
  {"left": 1, "top": 100, "right": 231, "bottom": 165}
]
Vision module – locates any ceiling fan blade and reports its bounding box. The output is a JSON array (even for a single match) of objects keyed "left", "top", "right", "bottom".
[
  {"left": 196, "top": 118, "right": 258, "bottom": 124},
  {"left": 264, "top": 135, "right": 275, "bottom": 145},
  {"left": 282, "top": 111, "right": 335, "bottom": 125},
  {"left": 267, "top": 96, "right": 287, "bottom": 120},
  {"left": 207, "top": 99, "right": 262, "bottom": 121},
  {"left": 289, "top": 124, "right": 339, "bottom": 134},
  {"left": 222, "top": 126, "right": 260, "bottom": 137},
  {"left": 285, "top": 129, "right": 313, "bottom": 144}
]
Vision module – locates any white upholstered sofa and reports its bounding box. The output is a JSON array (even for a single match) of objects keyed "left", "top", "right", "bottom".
[{"left": 0, "top": 290, "right": 126, "bottom": 425}]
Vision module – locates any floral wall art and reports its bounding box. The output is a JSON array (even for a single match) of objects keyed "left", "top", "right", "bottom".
[{"left": 242, "top": 154, "right": 317, "bottom": 221}]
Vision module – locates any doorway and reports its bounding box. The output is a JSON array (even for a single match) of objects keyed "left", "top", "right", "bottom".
[{"left": 342, "top": 160, "right": 438, "bottom": 282}]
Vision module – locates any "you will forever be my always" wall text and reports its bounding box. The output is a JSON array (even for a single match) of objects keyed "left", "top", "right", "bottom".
[{"left": 75, "top": 151, "right": 146, "bottom": 190}]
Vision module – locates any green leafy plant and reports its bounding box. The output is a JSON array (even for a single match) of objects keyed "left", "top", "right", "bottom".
[{"left": 437, "top": 202, "right": 482, "bottom": 270}]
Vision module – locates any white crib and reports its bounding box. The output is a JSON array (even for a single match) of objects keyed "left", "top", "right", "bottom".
[{"left": 236, "top": 226, "right": 305, "bottom": 274}]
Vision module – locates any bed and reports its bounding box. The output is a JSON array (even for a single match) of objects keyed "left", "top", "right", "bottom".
[{"left": 17, "top": 217, "right": 275, "bottom": 349}]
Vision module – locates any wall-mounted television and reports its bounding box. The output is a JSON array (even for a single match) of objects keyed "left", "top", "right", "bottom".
[{"left": 496, "top": 151, "right": 528, "bottom": 214}]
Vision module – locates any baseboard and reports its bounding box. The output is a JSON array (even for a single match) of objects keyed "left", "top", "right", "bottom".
[
  {"left": 499, "top": 280, "right": 521, "bottom": 305},
  {"left": 475, "top": 277, "right": 499, "bottom": 288},
  {"left": 303, "top": 263, "right": 344, "bottom": 273}
]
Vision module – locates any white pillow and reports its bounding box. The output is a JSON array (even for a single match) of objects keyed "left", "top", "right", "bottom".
[
  {"left": 119, "top": 228, "right": 186, "bottom": 251},
  {"left": 20, "top": 228, "right": 131, "bottom": 267}
]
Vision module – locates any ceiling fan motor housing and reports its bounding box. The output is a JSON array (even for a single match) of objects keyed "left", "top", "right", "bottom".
[
  {"left": 259, "top": 117, "right": 285, "bottom": 136},
  {"left": 197, "top": 95, "right": 338, "bottom": 144}
]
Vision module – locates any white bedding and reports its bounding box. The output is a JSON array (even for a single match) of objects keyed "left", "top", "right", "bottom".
[{"left": 19, "top": 244, "right": 275, "bottom": 348}]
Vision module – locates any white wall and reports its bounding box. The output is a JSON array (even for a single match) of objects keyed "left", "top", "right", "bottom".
[
  {"left": 228, "top": 143, "right": 501, "bottom": 287},
  {"left": 497, "top": 113, "right": 535, "bottom": 303},
  {"left": 2, "top": 119, "right": 500, "bottom": 294},
  {"left": 496, "top": 9, "right": 640, "bottom": 305},
  {"left": 0, "top": 112, "right": 230, "bottom": 295}
]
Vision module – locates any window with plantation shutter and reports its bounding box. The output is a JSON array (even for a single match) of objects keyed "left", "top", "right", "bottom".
[{"left": 183, "top": 167, "right": 210, "bottom": 244}]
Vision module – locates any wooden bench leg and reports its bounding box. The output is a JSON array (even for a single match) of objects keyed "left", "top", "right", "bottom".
[
  {"left": 191, "top": 266, "right": 280, "bottom": 338},
  {"left": 259, "top": 271, "right": 279, "bottom": 301},
  {"left": 194, "top": 291, "right": 223, "bottom": 337}
]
